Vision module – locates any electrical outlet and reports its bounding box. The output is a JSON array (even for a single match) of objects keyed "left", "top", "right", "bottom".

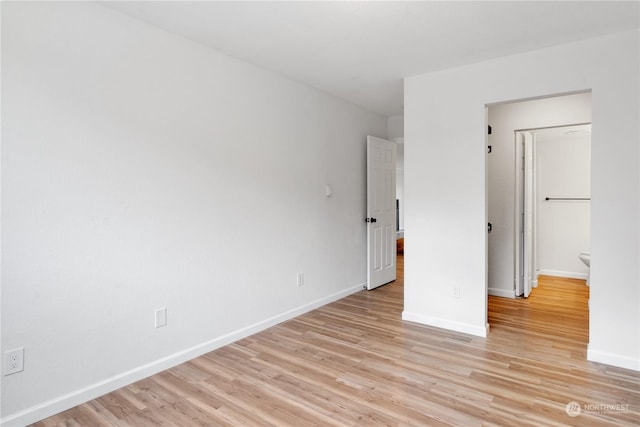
[
  {"left": 452, "top": 286, "right": 461, "bottom": 299},
  {"left": 297, "top": 273, "right": 304, "bottom": 287},
  {"left": 5, "top": 347, "right": 24, "bottom": 375},
  {"left": 155, "top": 307, "right": 167, "bottom": 328}
]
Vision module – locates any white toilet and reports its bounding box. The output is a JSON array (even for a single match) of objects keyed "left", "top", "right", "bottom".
[{"left": 579, "top": 252, "right": 590, "bottom": 286}]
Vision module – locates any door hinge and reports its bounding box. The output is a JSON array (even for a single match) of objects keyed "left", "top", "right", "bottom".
[
  {"left": 488, "top": 145, "right": 492, "bottom": 154},
  {"left": 488, "top": 125, "right": 492, "bottom": 135}
]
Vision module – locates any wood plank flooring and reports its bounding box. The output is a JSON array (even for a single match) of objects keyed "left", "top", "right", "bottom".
[{"left": 33, "top": 258, "right": 639, "bottom": 426}]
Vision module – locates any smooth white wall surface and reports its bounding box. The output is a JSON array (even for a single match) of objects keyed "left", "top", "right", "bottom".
[
  {"left": 536, "top": 131, "right": 591, "bottom": 279},
  {"left": 487, "top": 93, "right": 591, "bottom": 297},
  {"left": 387, "top": 115, "right": 404, "bottom": 140},
  {"left": 1, "top": 3, "right": 386, "bottom": 424},
  {"left": 404, "top": 30, "right": 639, "bottom": 370},
  {"left": 388, "top": 115, "right": 405, "bottom": 231}
]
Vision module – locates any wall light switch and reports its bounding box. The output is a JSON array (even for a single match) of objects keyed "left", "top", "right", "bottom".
[
  {"left": 324, "top": 185, "right": 332, "bottom": 197},
  {"left": 155, "top": 307, "right": 167, "bottom": 328}
]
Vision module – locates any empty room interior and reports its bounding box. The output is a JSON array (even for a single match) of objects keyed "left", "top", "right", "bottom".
[{"left": 1, "top": 2, "right": 639, "bottom": 426}]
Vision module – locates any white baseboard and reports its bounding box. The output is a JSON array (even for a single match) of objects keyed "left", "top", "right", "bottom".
[
  {"left": 1, "top": 283, "right": 364, "bottom": 427},
  {"left": 401, "top": 311, "right": 489, "bottom": 338},
  {"left": 488, "top": 287, "right": 516, "bottom": 298},
  {"left": 537, "top": 269, "right": 588, "bottom": 280},
  {"left": 587, "top": 346, "right": 640, "bottom": 371}
]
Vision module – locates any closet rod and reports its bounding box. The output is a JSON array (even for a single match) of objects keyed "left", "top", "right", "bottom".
[{"left": 545, "top": 197, "right": 590, "bottom": 201}]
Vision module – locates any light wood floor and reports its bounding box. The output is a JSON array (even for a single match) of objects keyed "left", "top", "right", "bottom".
[{"left": 33, "top": 258, "right": 639, "bottom": 426}]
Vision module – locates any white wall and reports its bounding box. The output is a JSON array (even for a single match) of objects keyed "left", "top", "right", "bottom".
[
  {"left": 536, "top": 130, "right": 591, "bottom": 279},
  {"left": 387, "top": 115, "right": 404, "bottom": 140},
  {"left": 0, "top": 3, "right": 387, "bottom": 424},
  {"left": 388, "top": 115, "right": 405, "bottom": 232},
  {"left": 487, "top": 93, "right": 592, "bottom": 297},
  {"left": 404, "top": 30, "right": 639, "bottom": 370}
]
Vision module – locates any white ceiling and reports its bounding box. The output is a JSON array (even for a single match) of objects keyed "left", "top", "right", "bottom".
[{"left": 104, "top": 1, "right": 639, "bottom": 117}]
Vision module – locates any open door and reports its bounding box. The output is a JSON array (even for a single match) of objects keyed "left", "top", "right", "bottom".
[
  {"left": 516, "top": 131, "right": 536, "bottom": 298},
  {"left": 523, "top": 131, "right": 535, "bottom": 298},
  {"left": 366, "top": 136, "right": 397, "bottom": 290}
]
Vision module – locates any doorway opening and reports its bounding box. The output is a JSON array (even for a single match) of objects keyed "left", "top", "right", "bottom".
[
  {"left": 395, "top": 137, "right": 404, "bottom": 258},
  {"left": 486, "top": 91, "right": 592, "bottom": 337},
  {"left": 514, "top": 124, "right": 592, "bottom": 298},
  {"left": 485, "top": 92, "right": 591, "bottom": 298}
]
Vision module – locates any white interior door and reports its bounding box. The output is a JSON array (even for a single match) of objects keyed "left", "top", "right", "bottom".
[
  {"left": 523, "top": 132, "right": 535, "bottom": 298},
  {"left": 515, "top": 131, "right": 535, "bottom": 297},
  {"left": 366, "top": 136, "right": 397, "bottom": 290}
]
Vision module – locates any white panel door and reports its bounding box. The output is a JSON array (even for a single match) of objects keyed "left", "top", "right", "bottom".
[
  {"left": 366, "top": 136, "right": 397, "bottom": 290},
  {"left": 523, "top": 132, "right": 535, "bottom": 298}
]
